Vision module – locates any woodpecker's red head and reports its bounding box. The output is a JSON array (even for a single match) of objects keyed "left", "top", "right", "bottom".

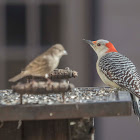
[{"left": 83, "top": 39, "right": 118, "bottom": 57}]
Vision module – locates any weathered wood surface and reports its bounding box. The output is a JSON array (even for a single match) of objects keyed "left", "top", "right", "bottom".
[
  {"left": 0, "top": 121, "right": 22, "bottom": 140},
  {"left": 23, "top": 120, "right": 69, "bottom": 140},
  {"left": 0, "top": 87, "right": 132, "bottom": 140},
  {"left": 0, "top": 119, "right": 94, "bottom": 140},
  {"left": 0, "top": 88, "right": 132, "bottom": 121}
]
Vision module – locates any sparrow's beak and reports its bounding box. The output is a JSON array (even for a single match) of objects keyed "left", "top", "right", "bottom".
[
  {"left": 83, "top": 39, "right": 94, "bottom": 46},
  {"left": 63, "top": 50, "right": 68, "bottom": 55}
]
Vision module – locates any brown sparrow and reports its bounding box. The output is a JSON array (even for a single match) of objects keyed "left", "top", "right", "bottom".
[{"left": 9, "top": 44, "right": 67, "bottom": 82}]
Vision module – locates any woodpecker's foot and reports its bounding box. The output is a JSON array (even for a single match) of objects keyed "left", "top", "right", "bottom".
[{"left": 110, "top": 88, "right": 120, "bottom": 100}]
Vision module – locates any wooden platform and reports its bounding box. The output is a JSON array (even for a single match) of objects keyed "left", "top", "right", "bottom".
[
  {"left": 0, "top": 88, "right": 132, "bottom": 140},
  {"left": 0, "top": 88, "right": 132, "bottom": 121}
]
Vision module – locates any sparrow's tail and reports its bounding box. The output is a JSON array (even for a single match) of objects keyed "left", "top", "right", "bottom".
[
  {"left": 131, "top": 94, "right": 140, "bottom": 120},
  {"left": 9, "top": 71, "right": 27, "bottom": 82}
]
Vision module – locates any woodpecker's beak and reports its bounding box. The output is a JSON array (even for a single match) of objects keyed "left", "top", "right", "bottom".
[
  {"left": 83, "top": 39, "right": 94, "bottom": 46},
  {"left": 63, "top": 50, "right": 68, "bottom": 55}
]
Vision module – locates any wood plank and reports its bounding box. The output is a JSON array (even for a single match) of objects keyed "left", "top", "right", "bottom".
[
  {"left": 23, "top": 120, "right": 69, "bottom": 140},
  {"left": 22, "top": 119, "right": 94, "bottom": 140},
  {"left": 0, "top": 101, "right": 131, "bottom": 121},
  {"left": 0, "top": 88, "right": 132, "bottom": 121},
  {"left": 0, "top": 121, "right": 22, "bottom": 140}
]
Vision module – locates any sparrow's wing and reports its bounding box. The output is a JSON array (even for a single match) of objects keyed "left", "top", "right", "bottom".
[{"left": 25, "top": 54, "right": 53, "bottom": 76}]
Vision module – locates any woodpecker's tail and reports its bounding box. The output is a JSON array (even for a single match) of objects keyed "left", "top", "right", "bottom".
[
  {"left": 131, "top": 95, "right": 140, "bottom": 120},
  {"left": 9, "top": 72, "right": 27, "bottom": 82}
]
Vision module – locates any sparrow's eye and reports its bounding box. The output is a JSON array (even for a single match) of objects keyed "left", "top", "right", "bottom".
[{"left": 97, "top": 43, "right": 101, "bottom": 46}]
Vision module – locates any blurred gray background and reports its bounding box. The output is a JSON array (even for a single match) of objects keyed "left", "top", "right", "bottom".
[{"left": 0, "top": 0, "right": 140, "bottom": 140}]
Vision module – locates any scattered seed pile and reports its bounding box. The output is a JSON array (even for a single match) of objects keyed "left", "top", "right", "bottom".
[{"left": 0, "top": 87, "right": 117, "bottom": 105}]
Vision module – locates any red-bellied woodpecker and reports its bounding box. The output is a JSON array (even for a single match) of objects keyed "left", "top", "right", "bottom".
[{"left": 84, "top": 39, "right": 140, "bottom": 118}]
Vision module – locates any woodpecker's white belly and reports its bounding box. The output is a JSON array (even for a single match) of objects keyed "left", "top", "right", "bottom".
[{"left": 96, "top": 62, "right": 120, "bottom": 88}]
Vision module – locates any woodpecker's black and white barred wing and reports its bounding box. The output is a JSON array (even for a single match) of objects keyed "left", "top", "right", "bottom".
[{"left": 99, "top": 52, "right": 140, "bottom": 98}]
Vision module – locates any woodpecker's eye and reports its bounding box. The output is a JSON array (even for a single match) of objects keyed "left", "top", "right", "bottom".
[{"left": 97, "top": 43, "right": 101, "bottom": 46}]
